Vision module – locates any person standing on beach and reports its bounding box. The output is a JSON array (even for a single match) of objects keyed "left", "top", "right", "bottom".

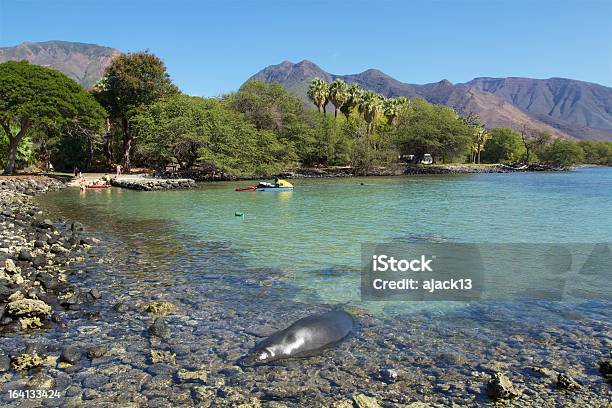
[{"left": 116, "top": 164, "right": 122, "bottom": 177}]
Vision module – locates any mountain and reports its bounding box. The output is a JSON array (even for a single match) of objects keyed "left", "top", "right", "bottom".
[
  {"left": 249, "top": 60, "right": 612, "bottom": 141},
  {"left": 0, "top": 41, "right": 120, "bottom": 88},
  {"left": 465, "top": 77, "right": 612, "bottom": 141}
]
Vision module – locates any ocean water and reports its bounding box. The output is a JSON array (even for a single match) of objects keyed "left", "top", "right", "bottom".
[{"left": 37, "top": 167, "right": 612, "bottom": 317}]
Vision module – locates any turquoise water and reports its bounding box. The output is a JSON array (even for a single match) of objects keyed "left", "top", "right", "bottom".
[{"left": 37, "top": 167, "right": 612, "bottom": 313}]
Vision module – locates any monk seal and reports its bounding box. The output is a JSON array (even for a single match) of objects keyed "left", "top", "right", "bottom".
[{"left": 240, "top": 309, "right": 354, "bottom": 365}]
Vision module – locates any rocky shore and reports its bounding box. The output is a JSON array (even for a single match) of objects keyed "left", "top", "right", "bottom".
[
  {"left": 155, "top": 163, "right": 567, "bottom": 182},
  {"left": 0, "top": 178, "right": 102, "bottom": 367},
  {"left": 110, "top": 176, "right": 196, "bottom": 191}
]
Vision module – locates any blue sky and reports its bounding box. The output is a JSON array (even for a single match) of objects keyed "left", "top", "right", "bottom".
[{"left": 1, "top": 0, "right": 611, "bottom": 95}]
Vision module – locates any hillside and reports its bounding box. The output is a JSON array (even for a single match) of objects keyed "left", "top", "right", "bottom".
[
  {"left": 0, "top": 40, "right": 120, "bottom": 88},
  {"left": 249, "top": 60, "right": 612, "bottom": 141},
  {"left": 466, "top": 77, "right": 612, "bottom": 140}
]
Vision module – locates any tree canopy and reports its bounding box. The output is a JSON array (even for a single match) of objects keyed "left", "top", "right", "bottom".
[
  {"left": 94, "top": 51, "right": 178, "bottom": 169},
  {"left": 393, "top": 98, "right": 473, "bottom": 163},
  {"left": 0, "top": 60, "right": 106, "bottom": 174},
  {"left": 481, "top": 128, "right": 525, "bottom": 163}
]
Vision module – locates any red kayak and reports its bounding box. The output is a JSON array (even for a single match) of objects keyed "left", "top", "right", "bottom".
[
  {"left": 235, "top": 186, "right": 256, "bottom": 191},
  {"left": 87, "top": 184, "right": 111, "bottom": 189}
]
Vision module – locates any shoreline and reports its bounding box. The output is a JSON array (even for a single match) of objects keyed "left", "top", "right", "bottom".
[
  {"left": 0, "top": 177, "right": 101, "bottom": 336},
  {"left": 154, "top": 163, "right": 577, "bottom": 182},
  {"left": 0, "top": 175, "right": 610, "bottom": 407}
]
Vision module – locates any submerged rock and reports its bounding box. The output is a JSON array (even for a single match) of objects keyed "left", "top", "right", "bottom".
[
  {"left": 557, "top": 373, "right": 581, "bottom": 390},
  {"left": 27, "top": 373, "right": 55, "bottom": 389},
  {"left": 19, "top": 316, "right": 43, "bottom": 330},
  {"left": 18, "top": 250, "right": 33, "bottom": 262},
  {"left": 149, "top": 317, "right": 169, "bottom": 337},
  {"left": 487, "top": 372, "right": 518, "bottom": 400},
  {"left": 192, "top": 385, "right": 216, "bottom": 405},
  {"left": 0, "top": 354, "right": 11, "bottom": 372},
  {"left": 7, "top": 298, "right": 52, "bottom": 317},
  {"left": 177, "top": 368, "right": 208, "bottom": 383},
  {"left": 60, "top": 346, "right": 82, "bottom": 365},
  {"left": 144, "top": 300, "right": 175, "bottom": 315},
  {"left": 11, "top": 353, "right": 45, "bottom": 371},
  {"left": 150, "top": 349, "right": 176, "bottom": 364},
  {"left": 88, "top": 288, "right": 101, "bottom": 300},
  {"left": 352, "top": 394, "right": 381, "bottom": 408},
  {"left": 598, "top": 359, "right": 612, "bottom": 377},
  {"left": 378, "top": 367, "right": 398, "bottom": 383},
  {"left": 87, "top": 345, "right": 108, "bottom": 359}
]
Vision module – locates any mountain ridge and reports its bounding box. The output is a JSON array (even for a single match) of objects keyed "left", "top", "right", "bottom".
[
  {"left": 249, "top": 60, "right": 612, "bottom": 141},
  {"left": 0, "top": 40, "right": 120, "bottom": 88}
]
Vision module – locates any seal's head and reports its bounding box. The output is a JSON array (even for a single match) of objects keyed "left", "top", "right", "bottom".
[
  {"left": 238, "top": 347, "right": 274, "bottom": 367},
  {"left": 239, "top": 330, "right": 308, "bottom": 366}
]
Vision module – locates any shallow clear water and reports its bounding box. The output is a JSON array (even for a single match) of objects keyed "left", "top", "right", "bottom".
[
  {"left": 37, "top": 167, "right": 612, "bottom": 319},
  {"left": 2, "top": 167, "right": 603, "bottom": 406}
]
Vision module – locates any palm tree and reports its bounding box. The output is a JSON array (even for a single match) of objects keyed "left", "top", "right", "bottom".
[
  {"left": 340, "top": 83, "right": 364, "bottom": 118},
  {"left": 358, "top": 91, "right": 383, "bottom": 133},
  {"left": 307, "top": 78, "right": 330, "bottom": 114},
  {"left": 382, "top": 97, "right": 410, "bottom": 125},
  {"left": 328, "top": 79, "right": 348, "bottom": 118}
]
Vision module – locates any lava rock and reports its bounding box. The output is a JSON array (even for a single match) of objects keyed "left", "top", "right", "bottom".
[
  {"left": 0, "top": 282, "right": 13, "bottom": 301},
  {"left": 37, "top": 219, "right": 54, "bottom": 229},
  {"left": 60, "top": 346, "right": 82, "bottom": 365},
  {"left": 82, "top": 373, "right": 108, "bottom": 389},
  {"left": 87, "top": 345, "right": 108, "bottom": 359},
  {"left": 88, "top": 288, "right": 101, "bottom": 300},
  {"left": 378, "top": 367, "right": 399, "bottom": 383},
  {"left": 51, "top": 313, "right": 67, "bottom": 327},
  {"left": 80, "top": 237, "right": 94, "bottom": 246},
  {"left": 557, "top": 373, "right": 581, "bottom": 390},
  {"left": 0, "top": 354, "right": 11, "bottom": 372},
  {"left": 31, "top": 256, "right": 47, "bottom": 269},
  {"left": 113, "top": 302, "right": 130, "bottom": 313},
  {"left": 25, "top": 342, "right": 47, "bottom": 356},
  {"left": 27, "top": 373, "right": 55, "bottom": 389},
  {"left": 149, "top": 317, "right": 169, "bottom": 337},
  {"left": 352, "top": 394, "right": 381, "bottom": 408},
  {"left": 599, "top": 360, "right": 612, "bottom": 376},
  {"left": 18, "top": 250, "right": 33, "bottom": 262},
  {"left": 487, "top": 372, "right": 518, "bottom": 400}
]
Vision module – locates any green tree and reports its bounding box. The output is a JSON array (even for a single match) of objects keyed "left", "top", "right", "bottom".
[
  {"left": 0, "top": 61, "right": 106, "bottom": 174},
  {"left": 94, "top": 51, "right": 178, "bottom": 170},
  {"left": 131, "top": 94, "right": 212, "bottom": 170},
  {"left": 227, "top": 80, "right": 305, "bottom": 132},
  {"left": 481, "top": 128, "right": 526, "bottom": 163},
  {"left": 307, "top": 78, "right": 330, "bottom": 114},
  {"left": 519, "top": 125, "right": 551, "bottom": 163},
  {"left": 328, "top": 79, "right": 348, "bottom": 118},
  {"left": 132, "top": 94, "right": 295, "bottom": 175},
  {"left": 200, "top": 107, "right": 293, "bottom": 176},
  {"left": 393, "top": 98, "right": 472, "bottom": 163},
  {"left": 540, "top": 139, "right": 585, "bottom": 168},
  {"left": 578, "top": 140, "right": 612, "bottom": 165}
]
